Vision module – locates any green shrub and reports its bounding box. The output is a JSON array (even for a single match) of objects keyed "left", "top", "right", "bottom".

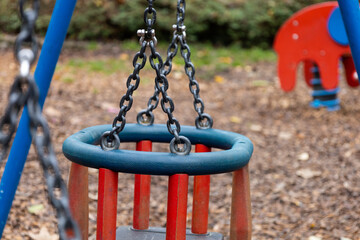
[{"left": 0, "top": 0, "right": 327, "bottom": 48}]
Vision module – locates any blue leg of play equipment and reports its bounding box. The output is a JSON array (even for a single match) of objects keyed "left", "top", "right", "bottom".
[
  {"left": 310, "top": 65, "right": 340, "bottom": 112},
  {"left": 337, "top": 0, "right": 360, "bottom": 79},
  {"left": 0, "top": 0, "right": 77, "bottom": 237}
]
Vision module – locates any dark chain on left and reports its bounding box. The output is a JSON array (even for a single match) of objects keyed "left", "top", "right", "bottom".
[
  {"left": 26, "top": 77, "right": 81, "bottom": 240},
  {"left": 0, "top": 1, "right": 81, "bottom": 239},
  {"left": 0, "top": 0, "right": 41, "bottom": 164}
]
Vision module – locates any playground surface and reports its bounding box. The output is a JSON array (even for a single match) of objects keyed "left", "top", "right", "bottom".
[{"left": 0, "top": 43, "right": 359, "bottom": 240}]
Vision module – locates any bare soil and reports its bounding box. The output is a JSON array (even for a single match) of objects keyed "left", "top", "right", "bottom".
[{"left": 0, "top": 44, "right": 359, "bottom": 240}]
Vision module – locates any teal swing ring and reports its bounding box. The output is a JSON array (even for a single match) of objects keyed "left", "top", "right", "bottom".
[{"left": 62, "top": 124, "right": 253, "bottom": 176}]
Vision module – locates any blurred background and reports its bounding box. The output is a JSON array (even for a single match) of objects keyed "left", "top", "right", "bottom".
[{"left": 0, "top": 0, "right": 326, "bottom": 48}]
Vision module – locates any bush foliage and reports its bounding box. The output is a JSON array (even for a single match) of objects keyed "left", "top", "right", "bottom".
[{"left": 0, "top": 0, "right": 327, "bottom": 48}]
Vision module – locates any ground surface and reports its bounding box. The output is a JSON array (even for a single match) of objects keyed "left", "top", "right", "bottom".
[{"left": 0, "top": 43, "right": 359, "bottom": 240}]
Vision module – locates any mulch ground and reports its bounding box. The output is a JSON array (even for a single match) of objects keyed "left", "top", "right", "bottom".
[{"left": 0, "top": 43, "right": 359, "bottom": 240}]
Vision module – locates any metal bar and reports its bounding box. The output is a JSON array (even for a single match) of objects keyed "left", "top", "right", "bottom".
[
  {"left": 96, "top": 169, "right": 118, "bottom": 240},
  {"left": 230, "top": 166, "right": 252, "bottom": 240},
  {"left": 133, "top": 140, "right": 152, "bottom": 230},
  {"left": 337, "top": 0, "right": 360, "bottom": 77},
  {"left": 0, "top": 0, "right": 77, "bottom": 236},
  {"left": 68, "top": 163, "right": 89, "bottom": 240},
  {"left": 166, "top": 174, "right": 189, "bottom": 240},
  {"left": 191, "top": 144, "right": 211, "bottom": 234}
]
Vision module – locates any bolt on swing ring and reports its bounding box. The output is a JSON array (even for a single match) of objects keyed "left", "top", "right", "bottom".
[
  {"left": 166, "top": 120, "right": 191, "bottom": 155},
  {"left": 137, "top": 109, "right": 155, "bottom": 126},
  {"left": 100, "top": 131, "right": 121, "bottom": 151}
]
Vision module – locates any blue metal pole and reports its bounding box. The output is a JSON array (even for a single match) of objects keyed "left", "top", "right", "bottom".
[
  {"left": 0, "top": 0, "right": 77, "bottom": 237},
  {"left": 337, "top": 0, "right": 360, "bottom": 78}
]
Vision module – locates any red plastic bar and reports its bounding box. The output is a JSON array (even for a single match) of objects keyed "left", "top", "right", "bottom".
[
  {"left": 68, "top": 163, "right": 89, "bottom": 240},
  {"left": 166, "top": 174, "right": 189, "bottom": 240},
  {"left": 230, "top": 166, "right": 252, "bottom": 240},
  {"left": 133, "top": 140, "right": 152, "bottom": 230},
  {"left": 191, "top": 144, "right": 211, "bottom": 234},
  {"left": 96, "top": 169, "right": 118, "bottom": 240}
]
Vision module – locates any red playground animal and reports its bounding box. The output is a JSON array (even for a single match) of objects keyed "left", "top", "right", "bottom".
[{"left": 274, "top": 2, "right": 358, "bottom": 91}]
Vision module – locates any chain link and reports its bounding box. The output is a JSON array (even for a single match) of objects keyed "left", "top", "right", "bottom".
[
  {"left": 148, "top": 40, "right": 191, "bottom": 155},
  {"left": 0, "top": 76, "right": 30, "bottom": 164},
  {"left": 0, "top": 1, "right": 81, "bottom": 239},
  {"left": 0, "top": 0, "right": 40, "bottom": 163},
  {"left": 177, "top": 34, "right": 213, "bottom": 129},
  {"left": 137, "top": 0, "right": 213, "bottom": 130},
  {"left": 137, "top": 34, "right": 178, "bottom": 125},
  {"left": 26, "top": 76, "right": 81, "bottom": 240},
  {"left": 15, "top": 0, "right": 40, "bottom": 64},
  {"left": 101, "top": 41, "right": 147, "bottom": 150},
  {"left": 101, "top": 0, "right": 152, "bottom": 150},
  {"left": 103, "top": 0, "right": 191, "bottom": 154}
]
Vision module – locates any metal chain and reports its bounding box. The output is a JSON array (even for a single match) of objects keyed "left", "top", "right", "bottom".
[
  {"left": 26, "top": 76, "right": 81, "bottom": 240},
  {"left": 177, "top": 34, "right": 213, "bottom": 129},
  {"left": 0, "top": 0, "right": 40, "bottom": 164},
  {"left": 175, "top": 0, "right": 213, "bottom": 129},
  {"left": 103, "top": 0, "right": 191, "bottom": 155},
  {"left": 148, "top": 40, "right": 191, "bottom": 155},
  {"left": 0, "top": 1, "right": 81, "bottom": 239},
  {"left": 137, "top": 0, "right": 213, "bottom": 130},
  {"left": 100, "top": 0, "right": 152, "bottom": 150},
  {"left": 0, "top": 75, "right": 30, "bottom": 164},
  {"left": 140, "top": 0, "right": 191, "bottom": 155},
  {"left": 136, "top": 33, "right": 178, "bottom": 125},
  {"left": 100, "top": 41, "right": 147, "bottom": 150}
]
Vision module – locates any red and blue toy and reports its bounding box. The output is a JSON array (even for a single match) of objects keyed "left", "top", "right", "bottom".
[{"left": 274, "top": 2, "right": 358, "bottom": 111}]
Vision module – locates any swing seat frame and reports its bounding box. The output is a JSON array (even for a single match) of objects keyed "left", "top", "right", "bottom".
[
  {"left": 63, "top": 123, "right": 253, "bottom": 240},
  {"left": 63, "top": 124, "right": 253, "bottom": 175}
]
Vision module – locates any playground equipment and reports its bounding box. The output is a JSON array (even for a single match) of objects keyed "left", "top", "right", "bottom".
[
  {"left": 1, "top": 0, "right": 360, "bottom": 239},
  {"left": 306, "top": 63, "right": 340, "bottom": 111},
  {"left": 0, "top": 0, "right": 253, "bottom": 240},
  {"left": 62, "top": 1, "right": 253, "bottom": 240},
  {"left": 337, "top": 0, "right": 360, "bottom": 76},
  {"left": 274, "top": 2, "right": 359, "bottom": 110}
]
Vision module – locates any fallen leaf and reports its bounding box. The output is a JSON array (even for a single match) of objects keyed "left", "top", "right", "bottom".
[
  {"left": 274, "top": 182, "right": 286, "bottom": 193},
  {"left": 89, "top": 193, "right": 98, "bottom": 201},
  {"left": 44, "top": 107, "right": 61, "bottom": 118},
  {"left": 214, "top": 75, "right": 225, "bottom": 83},
  {"left": 296, "top": 169, "right": 321, "bottom": 179},
  {"left": 250, "top": 124, "right": 262, "bottom": 132},
  {"left": 297, "top": 152, "right": 310, "bottom": 161},
  {"left": 244, "top": 65, "right": 252, "bottom": 72},
  {"left": 252, "top": 80, "right": 269, "bottom": 87},
  {"left": 27, "top": 204, "right": 44, "bottom": 215},
  {"left": 308, "top": 236, "right": 322, "bottom": 240},
  {"left": 173, "top": 71, "right": 183, "bottom": 80},
  {"left": 344, "top": 150, "right": 352, "bottom": 158},
  {"left": 278, "top": 131, "right": 292, "bottom": 140},
  {"left": 119, "top": 53, "right": 129, "bottom": 60},
  {"left": 29, "top": 227, "right": 58, "bottom": 240},
  {"left": 218, "top": 56, "right": 232, "bottom": 64},
  {"left": 230, "top": 116, "right": 242, "bottom": 123}
]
